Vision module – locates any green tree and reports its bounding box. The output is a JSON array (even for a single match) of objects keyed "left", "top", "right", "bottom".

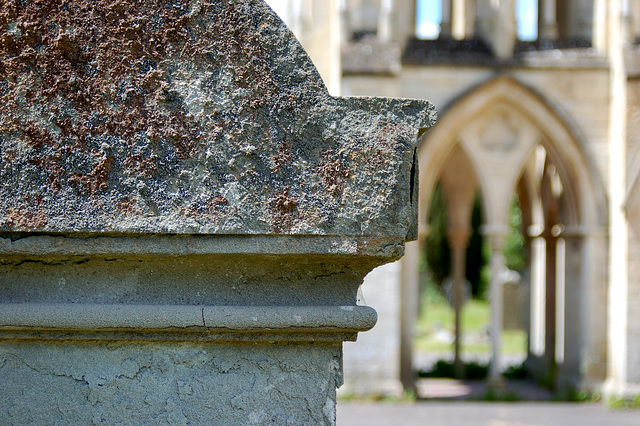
[
  {"left": 425, "top": 183, "right": 450, "bottom": 287},
  {"left": 504, "top": 195, "right": 526, "bottom": 271},
  {"left": 466, "top": 191, "right": 487, "bottom": 297}
]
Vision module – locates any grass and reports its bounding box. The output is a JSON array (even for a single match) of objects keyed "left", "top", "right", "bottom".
[
  {"left": 607, "top": 394, "right": 640, "bottom": 410},
  {"left": 414, "top": 281, "right": 527, "bottom": 356}
]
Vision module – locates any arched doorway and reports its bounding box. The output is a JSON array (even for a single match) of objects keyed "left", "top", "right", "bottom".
[{"left": 402, "top": 75, "right": 608, "bottom": 391}]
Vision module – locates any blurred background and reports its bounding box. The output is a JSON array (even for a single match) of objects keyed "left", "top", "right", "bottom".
[{"left": 265, "top": 0, "right": 640, "bottom": 401}]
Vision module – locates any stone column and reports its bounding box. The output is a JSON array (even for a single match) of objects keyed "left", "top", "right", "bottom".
[
  {"left": 486, "top": 231, "right": 507, "bottom": 385},
  {"left": 452, "top": 0, "right": 474, "bottom": 40},
  {"left": 542, "top": 226, "right": 558, "bottom": 374},
  {"left": 572, "top": 0, "right": 595, "bottom": 40},
  {"left": 592, "top": 0, "right": 608, "bottom": 54},
  {"left": 447, "top": 229, "right": 471, "bottom": 378},
  {"left": 581, "top": 229, "right": 608, "bottom": 387},
  {"left": 440, "top": 0, "right": 453, "bottom": 38},
  {"left": 377, "top": 0, "right": 393, "bottom": 42},
  {"left": 391, "top": 0, "right": 416, "bottom": 48},
  {"left": 464, "top": 0, "right": 477, "bottom": 39},
  {"left": 400, "top": 240, "right": 421, "bottom": 392},
  {"left": 475, "top": 0, "right": 517, "bottom": 59},
  {"left": 559, "top": 232, "right": 583, "bottom": 389},
  {"left": 528, "top": 232, "right": 547, "bottom": 360},
  {"left": 539, "top": 0, "right": 560, "bottom": 40}
]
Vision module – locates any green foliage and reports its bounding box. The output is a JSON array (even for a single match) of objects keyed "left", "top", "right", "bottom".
[
  {"left": 417, "top": 359, "right": 486, "bottom": 379},
  {"left": 607, "top": 394, "right": 640, "bottom": 410},
  {"left": 422, "top": 360, "right": 457, "bottom": 378},
  {"left": 466, "top": 191, "right": 487, "bottom": 297},
  {"left": 464, "top": 361, "right": 489, "bottom": 380},
  {"left": 420, "top": 274, "right": 448, "bottom": 305},
  {"left": 478, "top": 389, "right": 522, "bottom": 402},
  {"left": 417, "top": 359, "right": 532, "bottom": 381},
  {"left": 425, "top": 183, "right": 450, "bottom": 287},
  {"left": 414, "top": 286, "right": 527, "bottom": 355},
  {"left": 337, "top": 390, "right": 417, "bottom": 404},
  {"left": 424, "top": 185, "right": 526, "bottom": 300},
  {"left": 503, "top": 363, "right": 528, "bottom": 380},
  {"left": 425, "top": 185, "right": 488, "bottom": 297},
  {"left": 553, "top": 389, "right": 601, "bottom": 402},
  {"left": 503, "top": 195, "right": 526, "bottom": 271}
]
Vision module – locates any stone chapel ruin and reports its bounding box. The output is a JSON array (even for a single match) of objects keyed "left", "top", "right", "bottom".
[{"left": 0, "top": 0, "right": 434, "bottom": 423}]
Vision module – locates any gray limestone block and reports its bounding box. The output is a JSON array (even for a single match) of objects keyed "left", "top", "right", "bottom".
[
  {"left": 0, "top": 340, "right": 342, "bottom": 425},
  {"left": 0, "top": 0, "right": 435, "bottom": 239}
]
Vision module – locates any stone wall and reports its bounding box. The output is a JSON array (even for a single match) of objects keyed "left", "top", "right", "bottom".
[{"left": 0, "top": 1, "right": 434, "bottom": 422}]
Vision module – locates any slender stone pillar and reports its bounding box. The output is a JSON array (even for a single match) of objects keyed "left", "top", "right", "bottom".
[
  {"left": 0, "top": 1, "right": 435, "bottom": 423},
  {"left": 400, "top": 240, "right": 421, "bottom": 392},
  {"left": 486, "top": 231, "right": 507, "bottom": 385},
  {"left": 540, "top": 164, "right": 560, "bottom": 380},
  {"left": 440, "top": 0, "right": 453, "bottom": 38},
  {"left": 464, "top": 0, "right": 477, "bottom": 39},
  {"left": 539, "top": 0, "right": 560, "bottom": 40},
  {"left": 582, "top": 229, "right": 608, "bottom": 387},
  {"left": 452, "top": 0, "right": 473, "bottom": 40},
  {"left": 559, "top": 232, "right": 583, "bottom": 389},
  {"left": 475, "top": 0, "right": 517, "bottom": 58},
  {"left": 439, "top": 146, "right": 477, "bottom": 378},
  {"left": 529, "top": 234, "right": 547, "bottom": 359},
  {"left": 378, "top": 0, "right": 394, "bottom": 42},
  {"left": 447, "top": 230, "right": 471, "bottom": 378},
  {"left": 543, "top": 227, "right": 558, "bottom": 374}
]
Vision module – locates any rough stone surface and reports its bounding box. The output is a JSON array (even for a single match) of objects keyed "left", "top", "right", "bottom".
[
  {"left": 0, "top": 304, "right": 377, "bottom": 335},
  {"left": 0, "top": 0, "right": 434, "bottom": 238},
  {"left": 0, "top": 253, "right": 374, "bottom": 306},
  {"left": 0, "top": 340, "right": 342, "bottom": 425},
  {"left": 0, "top": 1, "right": 433, "bottom": 424}
]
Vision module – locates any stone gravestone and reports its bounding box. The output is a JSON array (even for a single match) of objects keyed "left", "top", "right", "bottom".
[{"left": 0, "top": 1, "right": 435, "bottom": 423}]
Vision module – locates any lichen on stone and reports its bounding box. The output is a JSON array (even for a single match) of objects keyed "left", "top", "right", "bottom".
[{"left": 0, "top": 0, "right": 435, "bottom": 238}]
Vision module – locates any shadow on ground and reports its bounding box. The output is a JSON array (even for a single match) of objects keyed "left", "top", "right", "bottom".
[{"left": 416, "top": 378, "right": 554, "bottom": 401}]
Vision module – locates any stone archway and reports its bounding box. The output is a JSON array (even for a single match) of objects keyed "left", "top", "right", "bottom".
[{"left": 402, "top": 75, "right": 608, "bottom": 390}]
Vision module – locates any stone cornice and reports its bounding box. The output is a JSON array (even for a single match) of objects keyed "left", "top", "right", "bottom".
[
  {"left": 0, "top": 303, "right": 377, "bottom": 343},
  {"left": 0, "top": 234, "right": 405, "bottom": 259}
]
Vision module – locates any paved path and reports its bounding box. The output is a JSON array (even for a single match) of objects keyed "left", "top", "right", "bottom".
[
  {"left": 415, "top": 378, "right": 554, "bottom": 400},
  {"left": 337, "top": 401, "right": 640, "bottom": 426}
]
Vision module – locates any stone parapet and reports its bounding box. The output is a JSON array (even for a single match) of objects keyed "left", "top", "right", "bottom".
[{"left": 0, "top": 0, "right": 434, "bottom": 423}]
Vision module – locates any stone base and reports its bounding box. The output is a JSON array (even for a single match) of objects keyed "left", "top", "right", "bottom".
[
  {"left": 603, "top": 378, "right": 640, "bottom": 400},
  {"left": 0, "top": 340, "right": 342, "bottom": 424}
]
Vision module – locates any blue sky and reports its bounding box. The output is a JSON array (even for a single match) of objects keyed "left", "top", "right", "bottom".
[{"left": 416, "top": 0, "right": 538, "bottom": 41}]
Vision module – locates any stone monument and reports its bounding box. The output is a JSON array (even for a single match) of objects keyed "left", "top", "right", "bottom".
[{"left": 0, "top": 1, "right": 435, "bottom": 423}]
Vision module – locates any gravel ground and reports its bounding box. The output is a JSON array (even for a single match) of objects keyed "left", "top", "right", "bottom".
[{"left": 337, "top": 401, "right": 640, "bottom": 426}]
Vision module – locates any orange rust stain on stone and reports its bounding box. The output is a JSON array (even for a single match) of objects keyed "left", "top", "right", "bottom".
[{"left": 4, "top": 206, "right": 48, "bottom": 229}]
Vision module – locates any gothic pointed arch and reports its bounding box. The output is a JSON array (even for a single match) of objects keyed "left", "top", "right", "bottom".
[
  {"left": 417, "top": 75, "right": 607, "bottom": 236},
  {"left": 414, "top": 74, "right": 609, "bottom": 386}
]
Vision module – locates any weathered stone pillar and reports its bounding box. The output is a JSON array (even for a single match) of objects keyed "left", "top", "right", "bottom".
[
  {"left": 476, "top": 0, "right": 517, "bottom": 59},
  {"left": 447, "top": 229, "right": 471, "bottom": 377},
  {"left": 582, "top": 229, "right": 608, "bottom": 386},
  {"left": 439, "top": 145, "right": 476, "bottom": 378},
  {"left": 400, "top": 240, "right": 421, "bottom": 392},
  {"left": 529, "top": 234, "right": 547, "bottom": 360},
  {"left": 559, "top": 232, "right": 583, "bottom": 389},
  {"left": 485, "top": 230, "right": 507, "bottom": 385},
  {"left": 540, "top": 163, "right": 560, "bottom": 379},
  {"left": 543, "top": 227, "right": 558, "bottom": 374},
  {"left": 0, "top": 1, "right": 435, "bottom": 423},
  {"left": 378, "top": 0, "right": 394, "bottom": 42},
  {"left": 452, "top": 0, "right": 475, "bottom": 40},
  {"left": 539, "top": 0, "right": 560, "bottom": 40},
  {"left": 440, "top": 0, "right": 453, "bottom": 38}
]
